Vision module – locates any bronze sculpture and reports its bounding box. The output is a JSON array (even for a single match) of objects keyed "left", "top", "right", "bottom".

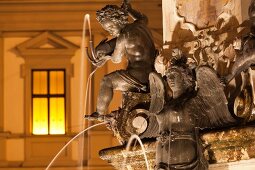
[
  {"left": 89, "top": 2, "right": 156, "bottom": 117},
  {"left": 85, "top": 0, "right": 255, "bottom": 169},
  {"left": 150, "top": 52, "right": 238, "bottom": 170}
]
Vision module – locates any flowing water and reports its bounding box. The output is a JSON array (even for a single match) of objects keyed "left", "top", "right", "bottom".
[
  {"left": 80, "top": 13, "right": 94, "bottom": 122},
  {"left": 45, "top": 122, "right": 106, "bottom": 170},
  {"left": 46, "top": 13, "right": 99, "bottom": 170},
  {"left": 47, "top": 11, "right": 150, "bottom": 170},
  {"left": 122, "top": 134, "right": 150, "bottom": 170},
  {"left": 78, "top": 13, "right": 95, "bottom": 170}
]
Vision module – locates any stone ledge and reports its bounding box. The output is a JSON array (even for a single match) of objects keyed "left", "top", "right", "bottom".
[
  {"left": 99, "top": 126, "right": 255, "bottom": 169},
  {"left": 209, "top": 159, "right": 255, "bottom": 170},
  {"left": 0, "top": 166, "right": 114, "bottom": 170}
]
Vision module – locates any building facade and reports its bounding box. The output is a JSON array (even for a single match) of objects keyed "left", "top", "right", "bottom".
[{"left": 0, "top": 0, "right": 162, "bottom": 169}]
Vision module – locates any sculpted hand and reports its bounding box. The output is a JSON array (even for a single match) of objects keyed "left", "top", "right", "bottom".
[
  {"left": 92, "top": 52, "right": 110, "bottom": 67},
  {"left": 121, "top": 1, "right": 131, "bottom": 11},
  {"left": 92, "top": 38, "right": 113, "bottom": 67}
]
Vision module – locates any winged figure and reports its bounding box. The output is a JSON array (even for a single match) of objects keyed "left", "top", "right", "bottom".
[
  {"left": 149, "top": 37, "right": 255, "bottom": 169},
  {"left": 149, "top": 52, "right": 237, "bottom": 169}
]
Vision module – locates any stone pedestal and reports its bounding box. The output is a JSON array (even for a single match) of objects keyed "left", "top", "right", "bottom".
[
  {"left": 210, "top": 159, "right": 255, "bottom": 170},
  {"left": 100, "top": 126, "right": 255, "bottom": 169}
]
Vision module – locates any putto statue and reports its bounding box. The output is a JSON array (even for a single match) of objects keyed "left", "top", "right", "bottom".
[
  {"left": 89, "top": 2, "right": 156, "bottom": 117},
  {"left": 85, "top": 0, "right": 255, "bottom": 170}
]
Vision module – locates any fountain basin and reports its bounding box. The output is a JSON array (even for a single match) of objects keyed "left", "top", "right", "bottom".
[{"left": 99, "top": 125, "right": 255, "bottom": 169}]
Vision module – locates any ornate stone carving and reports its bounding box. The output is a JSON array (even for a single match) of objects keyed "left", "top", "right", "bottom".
[
  {"left": 100, "top": 126, "right": 255, "bottom": 169},
  {"left": 176, "top": 0, "right": 230, "bottom": 29},
  {"left": 87, "top": 0, "right": 255, "bottom": 169}
]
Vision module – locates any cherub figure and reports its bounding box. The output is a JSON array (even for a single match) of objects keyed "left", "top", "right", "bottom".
[
  {"left": 149, "top": 52, "right": 237, "bottom": 170},
  {"left": 90, "top": 2, "right": 156, "bottom": 116}
]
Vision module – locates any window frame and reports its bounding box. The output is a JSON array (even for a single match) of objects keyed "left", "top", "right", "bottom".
[
  {"left": 31, "top": 69, "right": 67, "bottom": 135},
  {"left": 15, "top": 31, "right": 78, "bottom": 165}
]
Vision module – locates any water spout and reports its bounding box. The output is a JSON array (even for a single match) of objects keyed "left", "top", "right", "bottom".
[
  {"left": 121, "top": 134, "right": 150, "bottom": 170},
  {"left": 83, "top": 14, "right": 104, "bottom": 66},
  {"left": 79, "top": 13, "right": 99, "bottom": 170},
  {"left": 45, "top": 122, "right": 107, "bottom": 170}
]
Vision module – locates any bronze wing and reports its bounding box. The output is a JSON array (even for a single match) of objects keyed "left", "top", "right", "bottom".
[
  {"left": 187, "top": 66, "right": 237, "bottom": 129},
  {"left": 136, "top": 72, "right": 164, "bottom": 139},
  {"left": 149, "top": 72, "right": 165, "bottom": 115}
]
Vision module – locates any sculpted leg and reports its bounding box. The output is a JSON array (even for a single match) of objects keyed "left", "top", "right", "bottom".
[
  {"left": 96, "top": 70, "right": 142, "bottom": 114},
  {"left": 96, "top": 75, "right": 114, "bottom": 114}
]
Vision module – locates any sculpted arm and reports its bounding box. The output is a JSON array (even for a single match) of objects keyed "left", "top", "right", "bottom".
[
  {"left": 95, "top": 38, "right": 117, "bottom": 58},
  {"left": 92, "top": 38, "right": 117, "bottom": 67},
  {"left": 111, "top": 35, "right": 125, "bottom": 63},
  {"left": 122, "top": 3, "right": 148, "bottom": 24}
]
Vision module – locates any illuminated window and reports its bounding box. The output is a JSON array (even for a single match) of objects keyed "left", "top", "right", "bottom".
[{"left": 32, "top": 70, "right": 66, "bottom": 135}]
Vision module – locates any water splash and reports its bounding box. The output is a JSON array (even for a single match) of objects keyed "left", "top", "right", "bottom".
[
  {"left": 47, "top": 12, "right": 100, "bottom": 170},
  {"left": 45, "top": 122, "right": 106, "bottom": 170},
  {"left": 78, "top": 65, "right": 97, "bottom": 169},
  {"left": 121, "top": 134, "right": 150, "bottom": 170},
  {"left": 82, "top": 14, "right": 92, "bottom": 45},
  {"left": 79, "top": 65, "right": 97, "bottom": 170},
  {"left": 81, "top": 14, "right": 95, "bottom": 119},
  {"left": 78, "top": 13, "right": 96, "bottom": 170}
]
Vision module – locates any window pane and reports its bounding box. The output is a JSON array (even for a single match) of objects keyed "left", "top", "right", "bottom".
[
  {"left": 50, "top": 71, "right": 64, "bottom": 94},
  {"left": 49, "top": 97, "right": 65, "bottom": 134},
  {"left": 32, "top": 98, "right": 48, "bottom": 135},
  {"left": 33, "top": 71, "right": 48, "bottom": 94}
]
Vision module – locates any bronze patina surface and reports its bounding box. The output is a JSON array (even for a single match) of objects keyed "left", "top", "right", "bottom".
[
  {"left": 202, "top": 125, "right": 255, "bottom": 163},
  {"left": 86, "top": 0, "right": 255, "bottom": 169},
  {"left": 100, "top": 126, "right": 255, "bottom": 169}
]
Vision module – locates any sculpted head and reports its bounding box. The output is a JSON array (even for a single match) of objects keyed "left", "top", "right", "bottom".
[
  {"left": 96, "top": 5, "right": 128, "bottom": 37},
  {"left": 165, "top": 55, "right": 195, "bottom": 99}
]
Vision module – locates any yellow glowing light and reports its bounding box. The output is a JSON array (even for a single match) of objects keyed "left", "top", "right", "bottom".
[
  {"left": 49, "top": 97, "right": 65, "bottom": 134},
  {"left": 32, "top": 70, "right": 66, "bottom": 135},
  {"left": 33, "top": 71, "right": 47, "bottom": 94},
  {"left": 50, "top": 71, "right": 64, "bottom": 94},
  {"left": 32, "top": 98, "right": 48, "bottom": 135}
]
